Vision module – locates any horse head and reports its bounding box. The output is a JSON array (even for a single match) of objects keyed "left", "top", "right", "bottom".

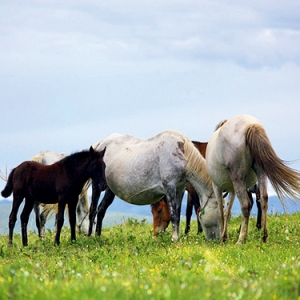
[
  {"left": 197, "top": 196, "right": 220, "bottom": 240},
  {"left": 151, "top": 198, "right": 170, "bottom": 235},
  {"left": 89, "top": 146, "right": 107, "bottom": 192}
]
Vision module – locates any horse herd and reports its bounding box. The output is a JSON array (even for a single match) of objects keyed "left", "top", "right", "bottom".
[{"left": 2, "top": 114, "right": 300, "bottom": 246}]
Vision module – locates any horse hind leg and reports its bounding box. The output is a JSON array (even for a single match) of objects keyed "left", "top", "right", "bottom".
[
  {"left": 233, "top": 182, "right": 252, "bottom": 244},
  {"left": 54, "top": 200, "right": 66, "bottom": 246},
  {"left": 95, "top": 188, "right": 115, "bottom": 236},
  {"left": 254, "top": 171, "right": 268, "bottom": 242},
  {"left": 8, "top": 193, "right": 24, "bottom": 245},
  {"left": 33, "top": 202, "right": 42, "bottom": 238}
]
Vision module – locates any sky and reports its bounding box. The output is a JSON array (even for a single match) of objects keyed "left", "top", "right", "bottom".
[{"left": 1, "top": 0, "right": 300, "bottom": 198}]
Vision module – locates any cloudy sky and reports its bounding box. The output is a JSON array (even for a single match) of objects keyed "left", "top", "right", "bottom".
[{"left": 1, "top": 0, "right": 300, "bottom": 197}]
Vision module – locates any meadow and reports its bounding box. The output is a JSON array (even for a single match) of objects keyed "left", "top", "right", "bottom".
[{"left": 0, "top": 214, "right": 299, "bottom": 300}]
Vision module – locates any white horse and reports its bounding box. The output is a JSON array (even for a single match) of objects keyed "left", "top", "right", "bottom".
[
  {"left": 89, "top": 130, "right": 218, "bottom": 241},
  {"left": 31, "top": 150, "right": 91, "bottom": 238},
  {"left": 206, "top": 114, "right": 300, "bottom": 244}
]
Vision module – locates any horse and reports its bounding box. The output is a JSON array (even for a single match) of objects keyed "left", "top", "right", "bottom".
[
  {"left": 88, "top": 130, "right": 218, "bottom": 241},
  {"left": 151, "top": 141, "right": 208, "bottom": 235},
  {"left": 206, "top": 114, "right": 300, "bottom": 244},
  {"left": 1, "top": 147, "right": 106, "bottom": 246},
  {"left": 151, "top": 140, "right": 262, "bottom": 236},
  {"left": 151, "top": 183, "right": 202, "bottom": 235},
  {"left": 30, "top": 150, "right": 91, "bottom": 238}
]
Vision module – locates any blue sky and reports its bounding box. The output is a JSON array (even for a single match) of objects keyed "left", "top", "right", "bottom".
[{"left": 1, "top": 0, "right": 300, "bottom": 197}]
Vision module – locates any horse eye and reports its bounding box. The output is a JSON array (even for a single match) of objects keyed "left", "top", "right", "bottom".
[{"left": 158, "top": 209, "right": 163, "bottom": 214}]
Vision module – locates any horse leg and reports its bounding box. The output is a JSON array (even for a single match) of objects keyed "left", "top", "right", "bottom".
[
  {"left": 8, "top": 194, "right": 24, "bottom": 245},
  {"left": 40, "top": 206, "right": 51, "bottom": 239},
  {"left": 165, "top": 185, "right": 183, "bottom": 242},
  {"left": 233, "top": 182, "right": 252, "bottom": 244},
  {"left": 255, "top": 186, "right": 262, "bottom": 230},
  {"left": 185, "top": 192, "right": 193, "bottom": 234},
  {"left": 68, "top": 201, "right": 77, "bottom": 242},
  {"left": 20, "top": 198, "right": 35, "bottom": 246},
  {"left": 95, "top": 188, "right": 115, "bottom": 236},
  {"left": 192, "top": 194, "right": 202, "bottom": 234},
  {"left": 88, "top": 180, "right": 102, "bottom": 236},
  {"left": 54, "top": 200, "right": 66, "bottom": 246},
  {"left": 255, "top": 172, "right": 268, "bottom": 242},
  {"left": 223, "top": 192, "right": 235, "bottom": 239},
  {"left": 33, "top": 202, "right": 42, "bottom": 238},
  {"left": 212, "top": 185, "right": 226, "bottom": 242}
]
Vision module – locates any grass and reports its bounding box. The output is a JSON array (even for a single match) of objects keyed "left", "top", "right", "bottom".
[{"left": 0, "top": 213, "right": 300, "bottom": 299}]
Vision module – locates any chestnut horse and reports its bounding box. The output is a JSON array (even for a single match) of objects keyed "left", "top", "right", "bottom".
[
  {"left": 1, "top": 147, "right": 106, "bottom": 246},
  {"left": 206, "top": 114, "right": 300, "bottom": 244},
  {"left": 151, "top": 141, "right": 207, "bottom": 235}
]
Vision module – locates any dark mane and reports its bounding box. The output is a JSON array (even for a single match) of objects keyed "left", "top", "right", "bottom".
[{"left": 59, "top": 150, "right": 91, "bottom": 169}]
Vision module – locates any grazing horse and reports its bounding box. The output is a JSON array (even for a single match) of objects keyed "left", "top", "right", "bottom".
[
  {"left": 30, "top": 150, "right": 91, "bottom": 238},
  {"left": 151, "top": 183, "right": 202, "bottom": 235},
  {"left": 1, "top": 147, "right": 106, "bottom": 246},
  {"left": 206, "top": 114, "right": 300, "bottom": 244},
  {"left": 151, "top": 141, "right": 208, "bottom": 235},
  {"left": 89, "top": 130, "right": 218, "bottom": 241}
]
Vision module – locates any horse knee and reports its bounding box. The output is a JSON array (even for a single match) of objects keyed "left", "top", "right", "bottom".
[{"left": 240, "top": 201, "right": 251, "bottom": 218}]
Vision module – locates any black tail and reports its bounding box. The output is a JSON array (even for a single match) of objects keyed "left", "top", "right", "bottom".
[{"left": 1, "top": 168, "right": 15, "bottom": 198}]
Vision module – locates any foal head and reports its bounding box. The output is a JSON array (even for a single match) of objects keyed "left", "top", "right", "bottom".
[
  {"left": 151, "top": 198, "right": 170, "bottom": 235},
  {"left": 88, "top": 147, "right": 107, "bottom": 191}
]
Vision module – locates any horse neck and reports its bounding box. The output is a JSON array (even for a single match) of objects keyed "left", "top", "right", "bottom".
[{"left": 186, "top": 172, "right": 214, "bottom": 201}]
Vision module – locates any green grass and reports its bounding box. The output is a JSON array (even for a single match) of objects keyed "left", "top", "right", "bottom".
[{"left": 0, "top": 214, "right": 300, "bottom": 300}]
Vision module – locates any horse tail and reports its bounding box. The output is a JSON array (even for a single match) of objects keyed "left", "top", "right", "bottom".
[
  {"left": 245, "top": 123, "right": 300, "bottom": 202},
  {"left": 1, "top": 168, "right": 15, "bottom": 198}
]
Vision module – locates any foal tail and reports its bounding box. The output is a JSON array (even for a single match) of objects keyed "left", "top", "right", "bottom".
[
  {"left": 246, "top": 124, "right": 300, "bottom": 202},
  {"left": 1, "top": 168, "right": 15, "bottom": 198}
]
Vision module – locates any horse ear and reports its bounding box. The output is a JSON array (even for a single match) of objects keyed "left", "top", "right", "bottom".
[
  {"left": 89, "top": 146, "right": 95, "bottom": 156},
  {"left": 99, "top": 147, "right": 106, "bottom": 158}
]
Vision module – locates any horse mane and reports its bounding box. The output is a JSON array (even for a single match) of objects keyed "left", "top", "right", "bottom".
[
  {"left": 60, "top": 150, "right": 91, "bottom": 169},
  {"left": 215, "top": 119, "right": 228, "bottom": 131},
  {"left": 165, "top": 130, "right": 212, "bottom": 188}
]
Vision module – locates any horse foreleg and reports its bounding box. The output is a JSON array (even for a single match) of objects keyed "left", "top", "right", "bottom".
[
  {"left": 213, "top": 185, "right": 225, "bottom": 242},
  {"left": 95, "top": 188, "right": 115, "bottom": 236},
  {"left": 68, "top": 201, "right": 77, "bottom": 242},
  {"left": 185, "top": 192, "right": 193, "bottom": 234},
  {"left": 166, "top": 185, "right": 183, "bottom": 242},
  {"left": 20, "top": 198, "right": 35, "bottom": 246},
  {"left": 55, "top": 200, "right": 66, "bottom": 246},
  {"left": 88, "top": 180, "right": 101, "bottom": 236},
  {"left": 8, "top": 194, "right": 24, "bottom": 245},
  {"left": 192, "top": 194, "right": 202, "bottom": 234}
]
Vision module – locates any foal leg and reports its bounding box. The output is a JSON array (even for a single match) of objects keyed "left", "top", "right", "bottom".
[
  {"left": 33, "top": 201, "right": 42, "bottom": 238},
  {"left": 54, "top": 200, "right": 66, "bottom": 246},
  {"left": 8, "top": 194, "right": 24, "bottom": 245},
  {"left": 95, "top": 188, "right": 115, "bottom": 236},
  {"left": 68, "top": 200, "right": 78, "bottom": 242},
  {"left": 20, "top": 198, "right": 35, "bottom": 246}
]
